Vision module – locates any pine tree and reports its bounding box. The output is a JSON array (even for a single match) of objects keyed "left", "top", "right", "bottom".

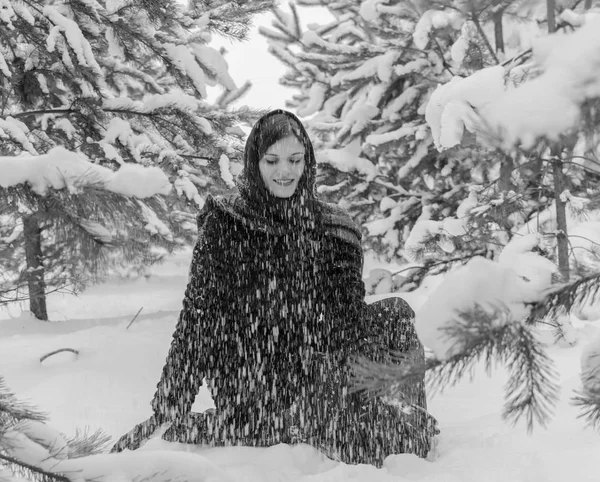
[
  {"left": 259, "top": 0, "right": 600, "bottom": 293},
  {"left": 0, "top": 0, "right": 274, "bottom": 320},
  {"left": 259, "top": 0, "right": 485, "bottom": 267},
  {"left": 343, "top": 0, "right": 600, "bottom": 432}
]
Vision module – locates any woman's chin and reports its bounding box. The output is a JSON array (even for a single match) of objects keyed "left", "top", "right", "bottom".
[{"left": 269, "top": 186, "right": 298, "bottom": 198}]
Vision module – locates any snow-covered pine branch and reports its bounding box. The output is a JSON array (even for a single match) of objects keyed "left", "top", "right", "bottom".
[
  {"left": 426, "top": 16, "right": 600, "bottom": 151},
  {"left": 0, "top": 147, "right": 183, "bottom": 305},
  {"left": 421, "top": 2, "right": 600, "bottom": 315},
  {"left": 261, "top": 0, "right": 540, "bottom": 263},
  {"left": 1, "top": 0, "right": 273, "bottom": 195},
  {"left": 573, "top": 321, "right": 600, "bottom": 430},
  {"left": 0, "top": 377, "right": 46, "bottom": 425},
  {"left": 0, "top": 147, "right": 171, "bottom": 198},
  {"left": 0, "top": 0, "right": 274, "bottom": 320},
  {"left": 526, "top": 272, "right": 600, "bottom": 325},
  {"left": 352, "top": 304, "right": 559, "bottom": 432}
]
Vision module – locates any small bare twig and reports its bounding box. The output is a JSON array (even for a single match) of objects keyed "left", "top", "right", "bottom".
[
  {"left": 40, "top": 348, "right": 80, "bottom": 364},
  {"left": 126, "top": 307, "right": 144, "bottom": 330}
]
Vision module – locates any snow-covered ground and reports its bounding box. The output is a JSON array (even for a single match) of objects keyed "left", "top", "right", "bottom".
[{"left": 1, "top": 251, "right": 600, "bottom": 481}]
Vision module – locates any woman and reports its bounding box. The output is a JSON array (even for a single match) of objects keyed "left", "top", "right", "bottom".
[{"left": 111, "top": 110, "right": 438, "bottom": 466}]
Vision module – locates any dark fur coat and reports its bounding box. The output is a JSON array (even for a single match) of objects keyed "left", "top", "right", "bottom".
[{"left": 152, "top": 192, "right": 366, "bottom": 411}]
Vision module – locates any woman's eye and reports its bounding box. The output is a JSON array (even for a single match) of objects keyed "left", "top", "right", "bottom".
[
  {"left": 290, "top": 156, "right": 303, "bottom": 163},
  {"left": 265, "top": 158, "right": 277, "bottom": 164}
]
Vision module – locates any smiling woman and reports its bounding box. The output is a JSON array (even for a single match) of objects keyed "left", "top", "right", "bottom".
[
  {"left": 111, "top": 110, "right": 438, "bottom": 466},
  {"left": 259, "top": 135, "right": 306, "bottom": 198}
]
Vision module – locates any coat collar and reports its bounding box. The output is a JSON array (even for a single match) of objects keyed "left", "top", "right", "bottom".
[{"left": 198, "top": 194, "right": 362, "bottom": 250}]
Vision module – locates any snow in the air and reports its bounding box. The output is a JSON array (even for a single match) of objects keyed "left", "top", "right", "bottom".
[
  {"left": 5, "top": 3, "right": 600, "bottom": 481},
  {"left": 2, "top": 251, "right": 600, "bottom": 481}
]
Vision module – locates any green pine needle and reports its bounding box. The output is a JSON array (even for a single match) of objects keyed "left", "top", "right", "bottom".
[{"left": 351, "top": 304, "right": 560, "bottom": 432}]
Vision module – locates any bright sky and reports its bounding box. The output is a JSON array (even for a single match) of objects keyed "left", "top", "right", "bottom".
[{"left": 208, "top": 4, "right": 333, "bottom": 112}]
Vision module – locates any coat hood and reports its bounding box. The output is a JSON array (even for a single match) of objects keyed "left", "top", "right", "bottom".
[{"left": 198, "top": 110, "right": 362, "bottom": 249}]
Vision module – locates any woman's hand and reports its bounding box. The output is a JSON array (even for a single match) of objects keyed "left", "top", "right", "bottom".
[{"left": 110, "top": 414, "right": 168, "bottom": 453}]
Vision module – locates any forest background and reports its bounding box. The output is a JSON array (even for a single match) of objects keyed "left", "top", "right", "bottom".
[{"left": 3, "top": 1, "right": 600, "bottom": 481}]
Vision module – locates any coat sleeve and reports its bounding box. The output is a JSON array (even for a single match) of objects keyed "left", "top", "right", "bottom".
[
  {"left": 150, "top": 210, "right": 226, "bottom": 423},
  {"left": 324, "top": 234, "right": 368, "bottom": 356}
]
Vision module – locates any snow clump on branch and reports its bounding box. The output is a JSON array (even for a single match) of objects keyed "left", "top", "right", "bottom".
[
  {"left": 415, "top": 233, "right": 557, "bottom": 360},
  {"left": 426, "top": 17, "right": 600, "bottom": 150},
  {"left": 0, "top": 147, "right": 172, "bottom": 198}
]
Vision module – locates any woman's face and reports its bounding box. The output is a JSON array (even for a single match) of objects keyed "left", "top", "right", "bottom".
[{"left": 258, "top": 135, "right": 306, "bottom": 198}]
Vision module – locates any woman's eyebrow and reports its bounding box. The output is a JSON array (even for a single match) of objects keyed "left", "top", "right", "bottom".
[{"left": 264, "top": 151, "right": 304, "bottom": 156}]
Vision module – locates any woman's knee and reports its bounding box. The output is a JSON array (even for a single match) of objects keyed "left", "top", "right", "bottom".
[
  {"left": 368, "top": 296, "right": 415, "bottom": 320},
  {"left": 367, "top": 296, "right": 422, "bottom": 354}
]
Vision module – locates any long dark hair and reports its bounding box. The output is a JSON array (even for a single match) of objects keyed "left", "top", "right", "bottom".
[{"left": 236, "top": 110, "right": 319, "bottom": 233}]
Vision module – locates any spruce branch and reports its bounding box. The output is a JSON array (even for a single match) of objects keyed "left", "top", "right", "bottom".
[
  {"left": 501, "top": 322, "right": 560, "bottom": 429},
  {"left": 572, "top": 387, "right": 600, "bottom": 430},
  {"left": 525, "top": 272, "right": 600, "bottom": 324},
  {"left": 0, "top": 377, "right": 47, "bottom": 424},
  {"left": 394, "top": 250, "right": 487, "bottom": 279},
  {"left": 0, "top": 377, "right": 111, "bottom": 481},
  {"left": 351, "top": 305, "right": 559, "bottom": 432},
  {"left": 65, "top": 428, "right": 111, "bottom": 458},
  {"left": 0, "top": 453, "right": 70, "bottom": 482}
]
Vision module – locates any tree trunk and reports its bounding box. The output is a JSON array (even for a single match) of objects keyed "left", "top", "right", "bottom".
[
  {"left": 546, "top": 2, "right": 567, "bottom": 280},
  {"left": 547, "top": 0, "right": 556, "bottom": 33},
  {"left": 499, "top": 152, "right": 515, "bottom": 191},
  {"left": 552, "top": 157, "right": 570, "bottom": 282},
  {"left": 493, "top": 10, "right": 504, "bottom": 54},
  {"left": 23, "top": 215, "right": 48, "bottom": 320}
]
